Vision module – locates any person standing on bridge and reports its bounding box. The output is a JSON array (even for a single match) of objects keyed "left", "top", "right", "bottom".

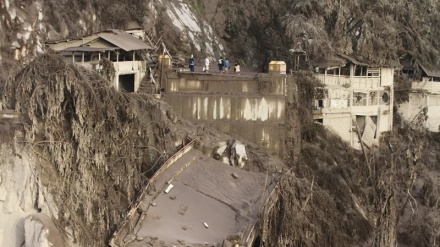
[
  {"left": 218, "top": 56, "right": 224, "bottom": 74},
  {"left": 234, "top": 60, "right": 241, "bottom": 75},
  {"left": 204, "top": 56, "right": 210, "bottom": 73},
  {"left": 224, "top": 58, "right": 230, "bottom": 74},
  {"left": 189, "top": 54, "right": 195, "bottom": 72}
]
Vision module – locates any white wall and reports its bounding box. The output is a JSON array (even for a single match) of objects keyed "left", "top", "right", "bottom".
[
  {"left": 323, "top": 113, "right": 352, "bottom": 143},
  {"left": 399, "top": 93, "right": 440, "bottom": 132}
]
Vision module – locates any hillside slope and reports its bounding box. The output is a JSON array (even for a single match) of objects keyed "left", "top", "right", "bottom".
[{"left": 1, "top": 0, "right": 440, "bottom": 85}]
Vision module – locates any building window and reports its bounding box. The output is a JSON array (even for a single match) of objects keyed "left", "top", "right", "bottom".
[
  {"left": 370, "top": 91, "right": 378, "bottom": 105},
  {"left": 380, "top": 91, "right": 390, "bottom": 105},
  {"left": 353, "top": 92, "right": 367, "bottom": 106}
]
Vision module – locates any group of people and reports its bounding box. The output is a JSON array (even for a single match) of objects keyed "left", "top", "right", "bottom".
[{"left": 188, "top": 55, "right": 240, "bottom": 75}]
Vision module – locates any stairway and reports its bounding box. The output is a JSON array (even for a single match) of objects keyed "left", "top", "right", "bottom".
[{"left": 137, "top": 74, "right": 157, "bottom": 94}]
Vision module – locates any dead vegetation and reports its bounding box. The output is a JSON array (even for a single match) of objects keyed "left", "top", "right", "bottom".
[
  {"left": 3, "top": 53, "right": 187, "bottom": 246},
  {"left": 261, "top": 73, "right": 440, "bottom": 246},
  {"left": 216, "top": 0, "right": 440, "bottom": 69}
]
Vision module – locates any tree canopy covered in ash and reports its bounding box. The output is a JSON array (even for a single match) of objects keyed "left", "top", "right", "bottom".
[
  {"left": 290, "top": 0, "right": 439, "bottom": 62},
  {"left": 219, "top": 0, "right": 440, "bottom": 67}
]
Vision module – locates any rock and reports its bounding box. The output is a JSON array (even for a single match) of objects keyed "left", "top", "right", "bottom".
[
  {"left": 230, "top": 140, "right": 248, "bottom": 168},
  {"left": 203, "top": 222, "right": 209, "bottom": 228},
  {"left": 24, "top": 213, "right": 64, "bottom": 247},
  {"left": 214, "top": 141, "right": 228, "bottom": 157},
  {"left": 178, "top": 205, "right": 188, "bottom": 215},
  {"left": 231, "top": 173, "right": 239, "bottom": 179},
  {"left": 150, "top": 202, "right": 157, "bottom": 207},
  {"left": 169, "top": 195, "right": 176, "bottom": 200}
]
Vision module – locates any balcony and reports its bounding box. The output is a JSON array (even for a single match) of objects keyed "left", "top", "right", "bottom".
[
  {"left": 314, "top": 74, "right": 381, "bottom": 88},
  {"left": 412, "top": 80, "right": 440, "bottom": 93}
]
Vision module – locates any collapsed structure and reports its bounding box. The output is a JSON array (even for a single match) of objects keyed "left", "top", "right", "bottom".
[
  {"left": 397, "top": 54, "right": 440, "bottom": 132},
  {"left": 311, "top": 54, "right": 395, "bottom": 149},
  {"left": 110, "top": 141, "right": 278, "bottom": 247}
]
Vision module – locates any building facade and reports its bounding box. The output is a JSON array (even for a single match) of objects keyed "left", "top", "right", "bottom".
[
  {"left": 398, "top": 58, "right": 440, "bottom": 132},
  {"left": 46, "top": 29, "right": 154, "bottom": 93},
  {"left": 313, "top": 54, "right": 394, "bottom": 149}
]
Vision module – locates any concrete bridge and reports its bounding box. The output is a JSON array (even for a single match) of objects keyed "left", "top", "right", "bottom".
[{"left": 110, "top": 140, "right": 279, "bottom": 247}]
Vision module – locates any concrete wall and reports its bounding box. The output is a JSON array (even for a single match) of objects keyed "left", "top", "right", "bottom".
[
  {"left": 164, "top": 72, "right": 286, "bottom": 96},
  {"left": 163, "top": 71, "right": 286, "bottom": 157},
  {"left": 323, "top": 113, "right": 352, "bottom": 143},
  {"left": 398, "top": 92, "right": 440, "bottom": 132},
  {"left": 114, "top": 61, "right": 146, "bottom": 92}
]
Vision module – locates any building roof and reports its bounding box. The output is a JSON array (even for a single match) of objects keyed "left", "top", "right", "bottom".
[
  {"left": 312, "top": 53, "right": 401, "bottom": 69},
  {"left": 311, "top": 55, "right": 347, "bottom": 69},
  {"left": 46, "top": 29, "right": 154, "bottom": 52},
  {"left": 389, "top": 59, "right": 402, "bottom": 69},
  {"left": 420, "top": 64, "right": 440, "bottom": 77},
  {"left": 98, "top": 30, "right": 153, "bottom": 51},
  {"left": 62, "top": 47, "right": 119, "bottom": 52},
  {"left": 337, "top": 53, "right": 370, "bottom": 66}
]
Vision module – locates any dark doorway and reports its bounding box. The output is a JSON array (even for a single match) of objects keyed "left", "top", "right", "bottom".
[
  {"left": 119, "top": 74, "right": 135, "bottom": 92},
  {"left": 252, "top": 236, "right": 261, "bottom": 247},
  {"left": 314, "top": 118, "right": 324, "bottom": 124}
]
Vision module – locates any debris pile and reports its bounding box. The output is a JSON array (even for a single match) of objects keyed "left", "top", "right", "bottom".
[{"left": 213, "top": 140, "right": 248, "bottom": 168}]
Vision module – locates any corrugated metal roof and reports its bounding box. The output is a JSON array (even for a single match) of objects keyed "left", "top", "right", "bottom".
[
  {"left": 389, "top": 59, "right": 402, "bottom": 68},
  {"left": 62, "top": 47, "right": 119, "bottom": 52},
  {"left": 311, "top": 55, "right": 347, "bottom": 69},
  {"left": 99, "top": 30, "right": 153, "bottom": 51},
  {"left": 420, "top": 64, "right": 440, "bottom": 77},
  {"left": 337, "top": 53, "right": 370, "bottom": 66}
]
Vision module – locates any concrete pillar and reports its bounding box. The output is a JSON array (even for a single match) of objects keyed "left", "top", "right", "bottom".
[
  {"left": 366, "top": 90, "right": 370, "bottom": 106},
  {"left": 350, "top": 64, "right": 354, "bottom": 86},
  {"left": 115, "top": 73, "right": 119, "bottom": 91},
  {"left": 389, "top": 87, "right": 394, "bottom": 131}
]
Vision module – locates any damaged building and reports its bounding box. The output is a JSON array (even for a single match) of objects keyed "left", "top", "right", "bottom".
[
  {"left": 45, "top": 29, "right": 156, "bottom": 93},
  {"left": 397, "top": 54, "right": 440, "bottom": 132},
  {"left": 312, "top": 54, "right": 395, "bottom": 149}
]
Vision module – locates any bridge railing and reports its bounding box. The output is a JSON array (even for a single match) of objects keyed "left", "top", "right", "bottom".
[
  {"left": 240, "top": 169, "right": 290, "bottom": 246},
  {"left": 109, "top": 139, "right": 195, "bottom": 247}
]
